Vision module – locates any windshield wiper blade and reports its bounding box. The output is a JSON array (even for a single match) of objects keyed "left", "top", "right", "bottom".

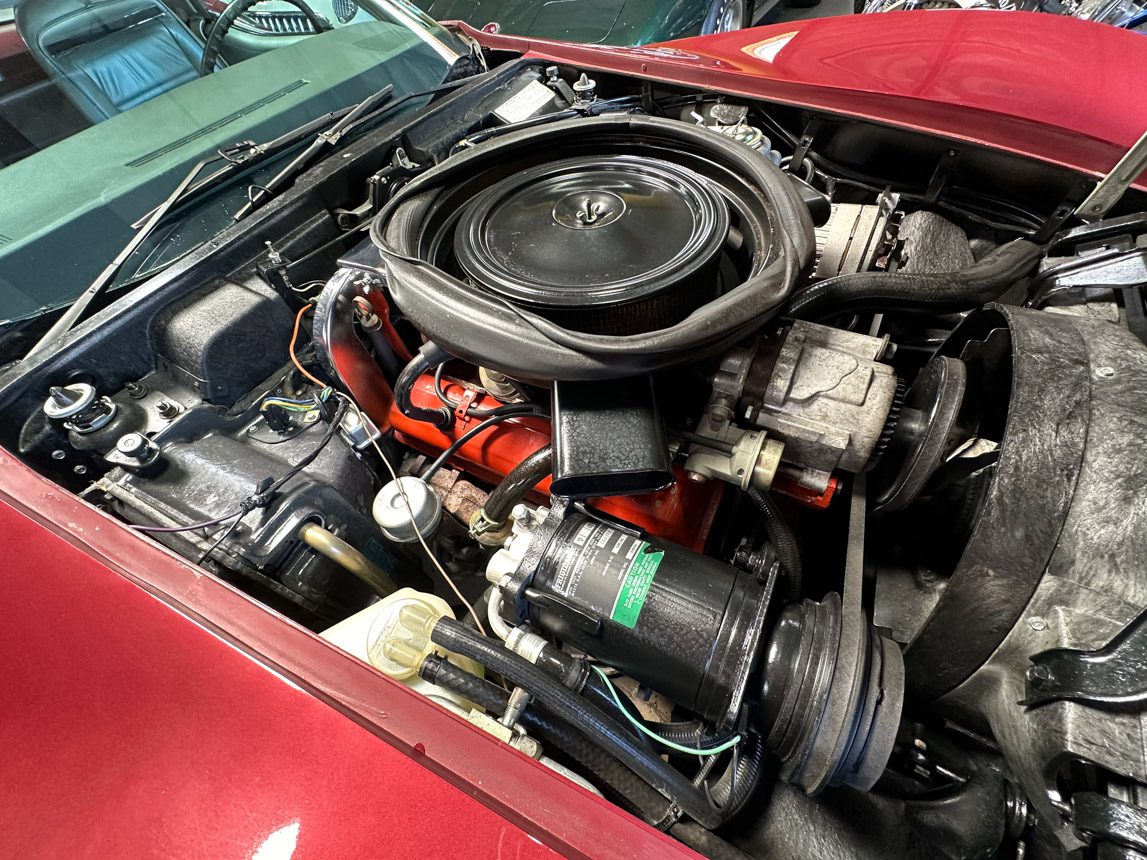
[
  {"left": 130, "top": 106, "right": 359, "bottom": 229},
  {"left": 23, "top": 155, "right": 219, "bottom": 361},
  {"left": 24, "top": 103, "right": 379, "bottom": 360},
  {"left": 233, "top": 83, "right": 394, "bottom": 221}
]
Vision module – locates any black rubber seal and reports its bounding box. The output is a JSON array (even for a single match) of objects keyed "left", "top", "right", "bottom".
[{"left": 369, "top": 114, "right": 814, "bottom": 381}]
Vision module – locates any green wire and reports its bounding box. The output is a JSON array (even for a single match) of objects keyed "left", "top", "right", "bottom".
[
  {"left": 591, "top": 667, "right": 742, "bottom": 757},
  {"left": 260, "top": 399, "right": 314, "bottom": 412}
]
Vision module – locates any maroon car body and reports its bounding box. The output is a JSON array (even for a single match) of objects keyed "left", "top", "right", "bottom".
[{"left": 1, "top": 12, "right": 1144, "bottom": 858}]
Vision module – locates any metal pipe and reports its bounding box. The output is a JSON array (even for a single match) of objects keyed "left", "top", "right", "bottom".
[{"left": 298, "top": 523, "right": 397, "bottom": 596}]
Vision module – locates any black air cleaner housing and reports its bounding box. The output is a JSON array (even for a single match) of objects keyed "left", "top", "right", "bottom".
[
  {"left": 453, "top": 156, "right": 730, "bottom": 335},
  {"left": 371, "top": 114, "right": 816, "bottom": 381}
]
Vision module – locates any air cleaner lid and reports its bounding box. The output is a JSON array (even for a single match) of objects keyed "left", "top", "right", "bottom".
[{"left": 453, "top": 155, "right": 730, "bottom": 309}]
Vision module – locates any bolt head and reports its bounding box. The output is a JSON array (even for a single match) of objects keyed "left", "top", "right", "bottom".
[
  {"left": 116, "top": 433, "right": 148, "bottom": 457},
  {"left": 1027, "top": 616, "right": 1048, "bottom": 631},
  {"left": 1027, "top": 664, "right": 1052, "bottom": 685}
]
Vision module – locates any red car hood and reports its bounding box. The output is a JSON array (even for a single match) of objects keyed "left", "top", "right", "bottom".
[{"left": 463, "top": 11, "right": 1147, "bottom": 187}]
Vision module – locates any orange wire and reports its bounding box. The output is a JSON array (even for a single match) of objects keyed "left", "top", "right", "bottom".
[{"left": 290, "top": 303, "right": 329, "bottom": 388}]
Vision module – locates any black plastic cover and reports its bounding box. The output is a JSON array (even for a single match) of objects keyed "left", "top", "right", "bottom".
[
  {"left": 453, "top": 155, "right": 729, "bottom": 335},
  {"left": 550, "top": 376, "right": 673, "bottom": 498},
  {"left": 150, "top": 278, "right": 293, "bottom": 405}
]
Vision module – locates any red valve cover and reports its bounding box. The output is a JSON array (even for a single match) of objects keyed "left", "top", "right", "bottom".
[{"left": 389, "top": 374, "right": 724, "bottom": 550}]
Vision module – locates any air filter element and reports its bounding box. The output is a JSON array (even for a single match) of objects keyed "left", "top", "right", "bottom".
[{"left": 453, "top": 156, "right": 730, "bottom": 335}]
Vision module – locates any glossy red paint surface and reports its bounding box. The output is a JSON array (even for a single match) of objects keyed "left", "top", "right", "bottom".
[
  {"left": 462, "top": 12, "right": 1147, "bottom": 187},
  {"left": 0, "top": 451, "right": 697, "bottom": 860},
  {"left": 391, "top": 372, "right": 724, "bottom": 550}
]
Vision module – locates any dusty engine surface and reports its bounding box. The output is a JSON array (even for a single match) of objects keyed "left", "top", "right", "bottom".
[{"left": 8, "top": 61, "right": 1147, "bottom": 860}]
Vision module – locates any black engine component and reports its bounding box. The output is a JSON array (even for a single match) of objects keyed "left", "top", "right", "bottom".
[
  {"left": 512, "top": 508, "right": 774, "bottom": 727},
  {"left": 453, "top": 155, "right": 730, "bottom": 335},
  {"left": 550, "top": 376, "right": 673, "bottom": 498},
  {"left": 873, "top": 305, "right": 1147, "bottom": 853},
  {"left": 492, "top": 500, "right": 904, "bottom": 791},
  {"left": 151, "top": 278, "right": 294, "bottom": 406},
  {"left": 371, "top": 113, "right": 815, "bottom": 381},
  {"left": 93, "top": 403, "right": 400, "bottom": 621}
]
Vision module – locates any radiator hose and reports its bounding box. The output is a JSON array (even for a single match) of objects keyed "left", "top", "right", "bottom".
[
  {"left": 782, "top": 239, "right": 1043, "bottom": 320},
  {"left": 479, "top": 445, "right": 553, "bottom": 527}
]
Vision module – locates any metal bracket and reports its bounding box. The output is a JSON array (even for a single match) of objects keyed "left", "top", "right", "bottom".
[
  {"left": 1072, "top": 792, "right": 1147, "bottom": 852},
  {"left": 1022, "top": 606, "right": 1147, "bottom": 708},
  {"left": 925, "top": 148, "right": 960, "bottom": 204},
  {"left": 1075, "top": 128, "right": 1147, "bottom": 223},
  {"left": 1034, "top": 177, "right": 1095, "bottom": 243},
  {"left": 788, "top": 118, "right": 821, "bottom": 175}
]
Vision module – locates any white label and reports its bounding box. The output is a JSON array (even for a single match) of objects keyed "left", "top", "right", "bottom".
[{"left": 493, "top": 80, "right": 555, "bottom": 124}]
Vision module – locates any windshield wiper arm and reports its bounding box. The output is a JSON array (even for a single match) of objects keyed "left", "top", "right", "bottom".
[
  {"left": 130, "top": 106, "right": 359, "bottom": 229},
  {"left": 23, "top": 101, "right": 384, "bottom": 360},
  {"left": 23, "top": 155, "right": 219, "bottom": 361},
  {"left": 233, "top": 83, "right": 394, "bottom": 221}
]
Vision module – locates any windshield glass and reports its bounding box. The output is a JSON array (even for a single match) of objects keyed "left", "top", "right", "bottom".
[{"left": 0, "top": 0, "right": 461, "bottom": 325}]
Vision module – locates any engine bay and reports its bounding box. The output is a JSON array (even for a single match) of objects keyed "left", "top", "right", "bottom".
[{"left": 4, "top": 56, "right": 1147, "bottom": 859}]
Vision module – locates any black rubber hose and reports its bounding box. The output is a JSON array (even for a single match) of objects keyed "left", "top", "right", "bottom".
[
  {"left": 419, "top": 406, "right": 546, "bottom": 482},
  {"left": 782, "top": 239, "right": 1044, "bottom": 321},
  {"left": 481, "top": 444, "right": 553, "bottom": 525},
  {"left": 420, "top": 655, "right": 670, "bottom": 823},
  {"left": 746, "top": 488, "right": 802, "bottom": 601},
  {"left": 530, "top": 643, "right": 731, "bottom": 750},
  {"left": 423, "top": 653, "right": 758, "bottom": 849},
  {"left": 429, "top": 617, "right": 723, "bottom": 828},
  {"left": 394, "top": 343, "right": 454, "bottom": 430},
  {"left": 363, "top": 327, "right": 400, "bottom": 378}
]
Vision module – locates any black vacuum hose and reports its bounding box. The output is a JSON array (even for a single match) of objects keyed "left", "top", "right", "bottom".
[
  {"left": 395, "top": 343, "right": 453, "bottom": 429},
  {"left": 526, "top": 642, "right": 731, "bottom": 751},
  {"left": 782, "top": 239, "right": 1043, "bottom": 321},
  {"left": 746, "top": 488, "right": 802, "bottom": 601},
  {"left": 429, "top": 616, "right": 724, "bottom": 828},
  {"left": 481, "top": 445, "right": 553, "bottom": 525}
]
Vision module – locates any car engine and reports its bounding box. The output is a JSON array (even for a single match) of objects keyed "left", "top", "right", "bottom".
[{"left": 5, "top": 59, "right": 1147, "bottom": 860}]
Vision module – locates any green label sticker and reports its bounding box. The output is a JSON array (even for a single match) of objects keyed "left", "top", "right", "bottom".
[{"left": 610, "top": 542, "right": 663, "bottom": 629}]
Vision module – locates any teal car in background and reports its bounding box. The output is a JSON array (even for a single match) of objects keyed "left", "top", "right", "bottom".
[{"left": 417, "top": 0, "right": 756, "bottom": 44}]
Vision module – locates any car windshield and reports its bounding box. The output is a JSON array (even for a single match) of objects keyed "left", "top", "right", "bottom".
[{"left": 0, "top": 0, "right": 462, "bottom": 327}]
